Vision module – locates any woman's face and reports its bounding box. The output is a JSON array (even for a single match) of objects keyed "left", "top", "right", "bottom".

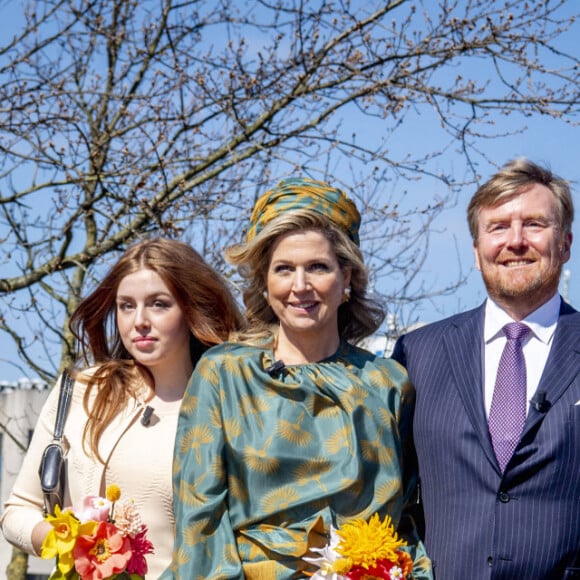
[
  {"left": 116, "top": 268, "right": 192, "bottom": 377},
  {"left": 266, "top": 229, "right": 350, "bottom": 343}
]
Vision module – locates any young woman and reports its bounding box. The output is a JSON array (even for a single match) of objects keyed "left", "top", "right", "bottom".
[
  {"left": 164, "top": 179, "right": 432, "bottom": 578},
  {"left": 1, "top": 238, "right": 244, "bottom": 578}
]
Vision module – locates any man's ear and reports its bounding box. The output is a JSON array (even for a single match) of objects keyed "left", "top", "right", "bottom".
[
  {"left": 473, "top": 244, "right": 482, "bottom": 271},
  {"left": 562, "top": 232, "right": 572, "bottom": 264}
]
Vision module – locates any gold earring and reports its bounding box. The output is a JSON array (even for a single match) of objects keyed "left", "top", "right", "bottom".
[{"left": 341, "top": 287, "right": 351, "bottom": 304}]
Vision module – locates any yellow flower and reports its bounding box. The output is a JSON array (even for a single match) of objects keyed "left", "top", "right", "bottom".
[
  {"left": 106, "top": 484, "right": 121, "bottom": 502},
  {"left": 336, "top": 513, "right": 407, "bottom": 570},
  {"left": 40, "top": 505, "right": 94, "bottom": 575}
]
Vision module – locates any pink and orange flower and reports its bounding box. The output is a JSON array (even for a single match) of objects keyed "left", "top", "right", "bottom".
[{"left": 40, "top": 485, "right": 153, "bottom": 580}]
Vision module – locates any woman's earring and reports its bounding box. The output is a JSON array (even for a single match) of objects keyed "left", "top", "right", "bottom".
[
  {"left": 341, "top": 287, "right": 351, "bottom": 304},
  {"left": 263, "top": 290, "right": 268, "bottom": 301}
]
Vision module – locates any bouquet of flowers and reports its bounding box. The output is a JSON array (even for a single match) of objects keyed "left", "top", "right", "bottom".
[
  {"left": 40, "top": 484, "right": 154, "bottom": 580},
  {"left": 304, "top": 513, "right": 413, "bottom": 580}
]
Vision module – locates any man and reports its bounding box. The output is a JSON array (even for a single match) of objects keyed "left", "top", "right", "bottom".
[{"left": 392, "top": 158, "right": 579, "bottom": 579}]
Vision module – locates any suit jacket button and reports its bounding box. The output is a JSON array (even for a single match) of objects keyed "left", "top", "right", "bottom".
[
  {"left": 498, "top": 491, "right": 510, "bottom": 503},
  {"left": 487, "top": 556, "right": 493, "bottom": 566}
]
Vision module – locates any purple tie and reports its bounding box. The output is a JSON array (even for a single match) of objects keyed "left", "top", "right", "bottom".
[{"left": 488, "top": 322, "right": 531, "bottom": 472}]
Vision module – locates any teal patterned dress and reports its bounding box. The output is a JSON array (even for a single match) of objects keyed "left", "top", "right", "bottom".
[{"left": 164, "top": 341, "right": 432, "bottom": 579}]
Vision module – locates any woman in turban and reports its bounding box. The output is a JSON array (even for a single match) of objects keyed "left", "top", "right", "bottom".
[{"left": 164, "top": 178, "right": 432, "bottom": 579}]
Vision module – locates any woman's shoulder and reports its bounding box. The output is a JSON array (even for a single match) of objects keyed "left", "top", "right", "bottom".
[
  {"left": 67, "top": 364, "right": 128, "bottom": 400},
  {"left": 58, "top": 366, "right": 98, "bottom": 405},
  {"left": 73, "top": 366, "right": 98, "bottom": 381},
  {"left": 193, "top": 342, "right": 268, "bottom": 376},
  {"left": 342, "top": 342, "right": 408, "bottom": 383},
  {"left": 43, "top": 368, "right": 93, "bottom": 400},
  {"left": 200, "top": 341, "right": 266, "bottom": 362},
  {"left": 68, "top": 366, "right": 104, "bottom": 388},
  {"left": 189, "top": 342, "right": 269, "bottom": 391}
]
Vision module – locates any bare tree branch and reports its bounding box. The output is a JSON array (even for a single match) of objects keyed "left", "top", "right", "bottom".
[{"left": 0, "top": 0, "right": 578, "bottom": 380}]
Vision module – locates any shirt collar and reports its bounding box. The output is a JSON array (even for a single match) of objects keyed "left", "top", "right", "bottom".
[{"left": 484, "top": 292, "right": 561, "bottom": 345}]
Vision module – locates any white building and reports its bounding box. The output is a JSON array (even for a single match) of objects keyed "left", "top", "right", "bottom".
[
  {"left": 0, "top": 379, "right": 53, "bottom": 579},
  {"left": 359, "top": 321, "right": 426, "bottom": 358}
]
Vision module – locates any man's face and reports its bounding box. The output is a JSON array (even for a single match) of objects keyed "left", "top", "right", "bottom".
[{"left": 473, "top": 183, "right": 572, "bottom": 320}]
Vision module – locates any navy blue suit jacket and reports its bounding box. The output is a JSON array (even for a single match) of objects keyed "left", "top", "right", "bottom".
[{"left": 392, "top": 300, "right": 580, "bottom": 579}]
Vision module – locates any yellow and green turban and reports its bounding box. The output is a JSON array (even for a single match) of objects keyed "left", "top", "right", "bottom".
[{"left": 246, "top": 177, "right": 361, "bottom": 245}]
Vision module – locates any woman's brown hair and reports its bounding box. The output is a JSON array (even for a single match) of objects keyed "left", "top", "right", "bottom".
[{"left": 69, "top": 237, "right": 244, "bottom": 461}]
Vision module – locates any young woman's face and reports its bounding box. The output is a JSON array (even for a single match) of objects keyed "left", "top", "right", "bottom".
[
  {"left": 266, "top": 229, "right": 350, "bottom": 343},
  {"left": 116, "top": 268, "right": 192, "bottom": 375}
]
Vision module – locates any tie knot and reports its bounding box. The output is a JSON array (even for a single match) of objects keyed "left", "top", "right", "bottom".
[{"left": 503, "top": 322, "right": 530, "bottom": 341}]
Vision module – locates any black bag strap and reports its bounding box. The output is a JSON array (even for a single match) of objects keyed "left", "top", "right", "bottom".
[{"left": 53, "top": 370, "right": 74, "bottom": 441}]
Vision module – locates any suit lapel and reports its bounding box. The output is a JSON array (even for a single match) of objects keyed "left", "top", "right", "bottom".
[
  {"left": 443, "top": 304, "right": 498, "bottom": 467},
  {"left": 524, "top": 301, "right": 580, "bottom": 431}
]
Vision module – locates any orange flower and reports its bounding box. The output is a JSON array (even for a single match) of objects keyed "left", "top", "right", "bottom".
[
  {"left": 73, "top": 521, "right": 131, "bottom": 580},
  {"left": 397, "top": 550, "right": 413, "bottom": 577}
]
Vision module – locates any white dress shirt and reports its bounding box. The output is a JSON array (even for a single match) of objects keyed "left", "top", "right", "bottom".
[{"left": 483, "top": 292, "right": 561, "bottom": 417}]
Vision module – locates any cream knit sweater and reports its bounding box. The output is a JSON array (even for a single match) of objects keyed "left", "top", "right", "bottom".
[{"left": 1, "top": 372, "right": 180, "bottom": 579}]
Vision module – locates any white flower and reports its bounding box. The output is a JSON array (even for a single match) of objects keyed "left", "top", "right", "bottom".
[
  {"left": 303, "top": 526, "right": 348, "bottom": 580},
  {"left": 389, "top": 566, "right": 405, "bottom": 579}
]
